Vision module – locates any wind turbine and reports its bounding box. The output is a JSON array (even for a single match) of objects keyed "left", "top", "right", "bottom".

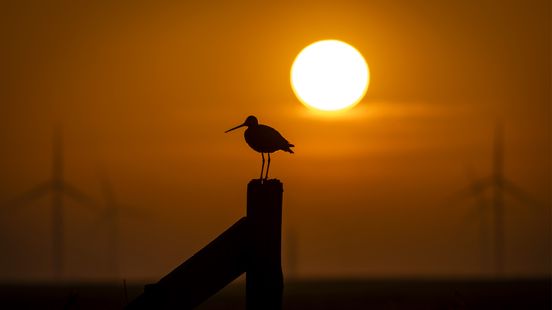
[
  {"left": 98, "top": 172, "right": 121, "bottom": 278},
  {"left": 457, "top": 163, "right": 491, "bottom": 272},
  {"left": 452, "top": 122, "right": 538, "bottom": 275},
  {"left": 79, "top": 166, "right": 145, "bottom": 280},
  {"left": 0, "top": 126, "right": 96, "bottom": 280}
]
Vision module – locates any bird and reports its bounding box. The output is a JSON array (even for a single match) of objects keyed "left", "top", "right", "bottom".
[{"left": 225, "top": 115, "right": 294, "bottom": 180}]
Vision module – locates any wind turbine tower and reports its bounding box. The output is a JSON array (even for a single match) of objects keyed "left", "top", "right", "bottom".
[
  {"left": 92, "top": 167, "right": 144, "bottom": 280},
  {"left": 99, "top": 173, "right": 121, "bottom": 278},
  {"left": 491, "top": 123, "right": 505, "bottom": 274},
  {"left": 1, "top": 126, "right": 95, "bottom": 280},
  {"left": 52, "top": 126, "right": 64, "bottom": 280},
  {"left": 454, "top": 122, "right": 537, "bottom": 276}
]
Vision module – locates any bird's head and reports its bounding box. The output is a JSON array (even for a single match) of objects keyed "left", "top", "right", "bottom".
[
  {"left": 244, "top": 115, "right": 258, "bottom": 126},
  {"left": 225, "top": 115, "right": 258, "bottom": 133}
]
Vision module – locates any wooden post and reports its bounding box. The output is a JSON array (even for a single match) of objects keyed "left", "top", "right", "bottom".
[
  {"left": 125, "top": 179, "right": 285, "bottom": 309},
  {"left": 246, "top": 179, "right": 283, "bottom": 310},
  {"left": 126, "top": 218, "right": 249, "bottom": 309}
]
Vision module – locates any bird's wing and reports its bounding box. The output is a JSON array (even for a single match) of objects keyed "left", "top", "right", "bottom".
[{"left": 258, "top": 125, "right": 291, "bottom": 147}]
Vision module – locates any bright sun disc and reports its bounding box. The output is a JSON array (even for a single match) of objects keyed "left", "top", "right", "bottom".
[{"left": 291, "top": 40, "right": 370, "bottom": 111}]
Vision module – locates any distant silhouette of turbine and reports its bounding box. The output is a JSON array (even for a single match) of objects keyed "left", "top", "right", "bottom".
[
  {"left": 451, "top": 122, "right": 539, "bottom": 276},
  {"left": 97, "top": 169, "right": 147, "bottom": 279},
  {"left": 98, "top": 170, "right": 123, "bottom": 278},
  {"left": 457, "top": 163, "right": 491, "bottom": 272},
  {"left": 77, "top": 166, "right": 146, "bottom": 279},
  {"left": 225, "top": 116, "right": 294, "bottom": 180},
  {"left": 0, "top": 126, "right": 96, "bottom": 280}
]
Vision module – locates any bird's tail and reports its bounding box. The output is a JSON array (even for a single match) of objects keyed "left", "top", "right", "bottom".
[{"left": 284, "top": 144, "right": 294, "bottom": 154}]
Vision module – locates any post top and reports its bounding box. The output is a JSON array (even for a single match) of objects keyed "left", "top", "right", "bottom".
[
  {"left": 248, "top": 179, "right": 283, "bottom": 186},
  {"left": 248, "top": 179, "right": 284, "bottom": 193}
]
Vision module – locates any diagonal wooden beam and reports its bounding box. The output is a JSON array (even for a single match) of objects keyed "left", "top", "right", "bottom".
[
  {"left": 126, "top": 179, "right": 284, "bottom": 310},
  {"left": 126, "top": 217, "right": 249, "bottom": 309}
]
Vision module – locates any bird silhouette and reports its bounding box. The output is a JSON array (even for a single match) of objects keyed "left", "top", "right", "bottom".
[{"left": 226, "top": 115, "right": 294, "bottom": 180}]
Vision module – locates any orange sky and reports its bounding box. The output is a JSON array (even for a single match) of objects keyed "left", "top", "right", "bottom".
[{"left": 0, "top": 0, "right": 550, "bottom": 281}]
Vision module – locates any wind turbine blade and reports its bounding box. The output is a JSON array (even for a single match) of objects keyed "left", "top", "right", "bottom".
[
  {"left": 501, "top": 179, "right": 542, "bottom": 208},
  {"left": 465, "top": 163, "right": 487, "bottom": 210},
  {"left": 447, "top": 177, "right": 493, "bottom": 205},
  {"left": 0, "top": 181, "right": 51, "bottom": 214},
  {"left": 76, "top": 207, "right": 144, "bottom": 252},
  {"left": 62, "top": 182, "right": 97, "bottom": 210},
  {"left": 97, "top": 169, "right": 148, "bottom": 217}
]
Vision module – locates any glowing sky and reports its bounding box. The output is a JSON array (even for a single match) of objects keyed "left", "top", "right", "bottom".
[{"left": 0, "top": 0, "right": 549, "bottom": 281}]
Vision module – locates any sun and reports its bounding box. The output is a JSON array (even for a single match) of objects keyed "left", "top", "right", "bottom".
[{"left": 291, "top": 40, "right": 370, "bottom": 111}]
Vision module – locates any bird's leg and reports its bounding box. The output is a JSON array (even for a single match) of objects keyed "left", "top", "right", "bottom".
[
  {"left": 265, "top": 153, "right": 271, "bottom": 181},
  {"left": 260, "top": 153, "right": 265, "bottom": 182}
]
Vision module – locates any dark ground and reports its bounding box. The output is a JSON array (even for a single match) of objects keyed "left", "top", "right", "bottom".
[{"left": 0, "top": 278, "right": 549, "bottom": 309}]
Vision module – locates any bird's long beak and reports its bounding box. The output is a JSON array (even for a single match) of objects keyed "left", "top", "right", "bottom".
[{"left": 225, "top": 123, "right": 246, "bottom": 133}]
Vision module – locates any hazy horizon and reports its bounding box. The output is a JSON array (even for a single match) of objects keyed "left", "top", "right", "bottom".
[{"left": 0, "top": 0, "right": 550, "bottom": 282}]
